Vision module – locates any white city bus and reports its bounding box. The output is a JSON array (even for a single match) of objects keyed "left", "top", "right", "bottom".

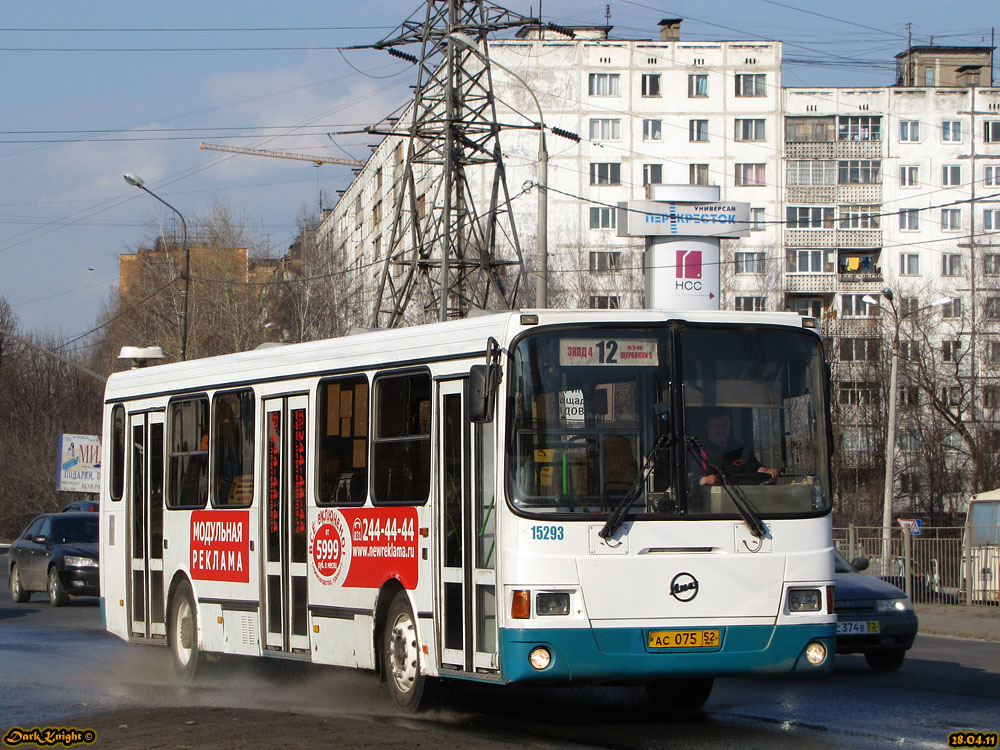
[
  {"left": 99, "top": 309, "right": 835, "bottom": 710},
  {"left": 964, "top": 489, "right": 1000, "bottom": 604}
]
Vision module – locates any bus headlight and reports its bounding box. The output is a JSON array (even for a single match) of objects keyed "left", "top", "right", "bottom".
[
  {"left": 535, "top": 592, "right": 570, "bottom": 616},
  {"left": 805, "top": 641, "right": 828, "bottom": 666},
  {"left": 787, "top": 588, "right": 822, "bottom": 612},
  {"left": 529, "top": 647, "right": 552, "bottom": 670}
]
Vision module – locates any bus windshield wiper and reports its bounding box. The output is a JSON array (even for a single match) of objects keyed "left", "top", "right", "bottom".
[
  {"left": 686, "top": 436, "right": 768, "bottom": 539},
  {"left": 599, "top": 432, "right": 674, "bottom": 540}
]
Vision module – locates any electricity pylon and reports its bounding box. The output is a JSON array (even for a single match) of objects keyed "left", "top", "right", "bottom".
[{"left": 363, "top": 1, "right": 536, "bottom": 328}]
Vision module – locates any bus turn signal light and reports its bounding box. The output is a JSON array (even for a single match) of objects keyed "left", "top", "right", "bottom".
[{"left": 512, "top": 589, "right": 531, "bottom": 619}]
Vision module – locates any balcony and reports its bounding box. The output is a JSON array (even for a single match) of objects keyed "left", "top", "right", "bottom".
[{"left": 785, "top": 140, "right": 883, "bottom": 160}]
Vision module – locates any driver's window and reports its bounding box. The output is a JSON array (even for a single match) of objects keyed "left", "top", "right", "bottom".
[
  {"left": 23, "top": 519, "right": 42, "bottom": 539},
  {"left": 38, "top": 518, "right": 52, "bottom": 540}
]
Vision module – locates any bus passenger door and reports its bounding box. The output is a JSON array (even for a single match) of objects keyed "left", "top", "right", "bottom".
[
  {"left": 262, "top": 395, "right": 310, "bottom": 654},
  {"left": 127, "top": 411, "right": 166, "bottom": 639},
  {"left": 437, "top": 380, "right": 499, "bottom": 674}
]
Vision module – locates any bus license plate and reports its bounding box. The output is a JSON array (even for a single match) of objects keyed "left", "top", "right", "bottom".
[
  {"left": 836, "top": 620, "right": 880, "bottom": 635},
  {"left": 648, "top": 629, "right": 720, "bottom": 649}
]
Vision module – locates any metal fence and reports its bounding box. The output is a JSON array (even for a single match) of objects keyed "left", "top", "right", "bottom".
[{"left": 833, "top": 525, "right": 1000, "bottom": 606}]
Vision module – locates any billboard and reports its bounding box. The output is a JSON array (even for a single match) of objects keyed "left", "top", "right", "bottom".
[
  {"left": 57, "top": 433, "right": 101, "bottom": 493},
  {"left": 617, "top": 200, "right": 750, "bottom": 238}
]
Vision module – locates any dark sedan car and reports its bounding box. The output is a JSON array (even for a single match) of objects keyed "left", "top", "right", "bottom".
[
  {"left": 60, "top": 499, "right": 99, "bottom": 513},
  {"left": 834, "top": 549, "right": 918, "bottom": 671},
  {"left": 8, "top": 512, "right": 99, "bottom": 606}
]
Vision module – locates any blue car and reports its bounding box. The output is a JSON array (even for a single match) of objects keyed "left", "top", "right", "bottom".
[
  {"left": 834, "top": 549, "right": 918, "bottom": 670},
  {"left": 8, "top": 512, "right": 99, "bottom": 606}
]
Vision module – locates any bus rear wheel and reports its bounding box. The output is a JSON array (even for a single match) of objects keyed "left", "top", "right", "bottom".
[
  {"left": 646, "top": 677, "right": 714, "bottom": 710},
  {"left": 169, "top": 581, "right": 202, "bottom": 681},
  {"left": 383, "top": 591, "right": 425, "bottom": 711}
]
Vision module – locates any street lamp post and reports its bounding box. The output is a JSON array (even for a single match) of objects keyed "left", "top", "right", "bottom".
[
  {"left": 863, "top": 289, "right": 949, "bottom": 575},
  {"left": 448, "top": 32, "right": 548, "bottom": 307},
  {"left": 124, "top": 173, "right": 191, "bottom": 361}
]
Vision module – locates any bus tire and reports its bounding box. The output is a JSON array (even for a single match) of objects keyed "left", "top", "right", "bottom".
[
  {"left": 383, "top": 591, "right": 425, "bottom": 711},
  {"left": 646, "top": 677, "right": 714, "bottom": 710},
  {"left": 10, "top": 565, "right": 29, "bottom": 603},
  {"left": 169, "top": 580, "right": 202, "bottom": 681},
  {"left": 48, "top": 567, "right": 68, "bottom": 607}
]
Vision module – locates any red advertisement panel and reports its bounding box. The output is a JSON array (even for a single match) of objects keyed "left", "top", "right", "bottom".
[
  {"left": 190, "top": 510, "right": 251, "bottom": 582},
  {"left": 309, "top": 507, "right": 418, "bottom": 590}
]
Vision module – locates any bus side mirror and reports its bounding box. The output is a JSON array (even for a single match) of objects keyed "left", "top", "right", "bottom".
[{"left": 469, "top": 365, "right": 496, "bottom": 423}]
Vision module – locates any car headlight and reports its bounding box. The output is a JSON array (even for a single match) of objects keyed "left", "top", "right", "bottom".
[
  {"left": 64, "top": 556, "right": 98, "bottom": 568},
  {"left": 876, "top": 597, "right": 912, "bottom": 613}
]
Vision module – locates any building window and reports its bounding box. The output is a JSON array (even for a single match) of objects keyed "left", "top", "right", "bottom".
[
  {"left": 787, "top": 116, "right": 836, "bottom": 142},
  {"left": 734, "top": 163, "right": 766, "bottom": 187},
  {"left": 750, "top": 207, "right": 766, "bottom": 230},
  {"left": 943, "top": 298, "right": 962, "bottom": 319},
  {"left": 899, "top": 166, "right": 918, "bottom": 187},
  {"left": 588, "top": 72, "right": 620, "bottom": 96},
  {"left": 590, "top": 251, "right": 622, "bottom": 272},
  {"left": 838, "top": 160, "right": 881, "bottom": 184},
  {"left": 589, "top": 206, "right": 616, "bottom": 229},
  {"left": 688, "top": 73, "right": 708, "bottom": 97},
  {"left": 589, "top": 118, "right": 620, "bottom": 141},
  {"left": 589, "top": 295, "right": 621, "bottom": 309},
  {"left": 643, "top": 163, "right": 663, "bottom": 186},
  {"left": 641, "top": 73, "right": 661, "bottom": 97},
  {"left": 643, "top": 118, "right": 663, "bottom": 141},
  {"left": 900, "top": 387, "right": 919, "bottom": 407},
  {"left": 986, "top": 254, "right": 1000, "bottom": 276},
  {"left": 839, "top": 205, "right": 880, "bottom": 229},
  {"left": 900, "top": 120, "right": 920, "bottom": 142},
  {"left": 943, "top": 340, "right": 962, "bottom": 362},
  {"left": 786, "top": 160, "right": 836, "bottom": 186},
  {"left": 985, "top": 384, "right": 1000, "bottom": 406},
  {"left": 942, "top": 120, "right": 962, "bottom": 142},
  {"left": 689, "top": 119, "right": 709, "bottom": 142},
  {"left": 899, "top": 253, "right": 920, "bottom": 276},
  {"left": 840, "top": 338, "right": 879, "bottom": 362},
  {"left": 735, "top": 73, "right": 766, "bottom": 97},
  {"left": 735, "top": 251, "right": 765, "bottom": 274},
  {"left": 839, "top": 381, "right": 879, "bottom": 405},
  {"left": 842, "top": 294, "right": 879, "bottom": 317},
  {"left": 941, "top": 208, "right": 962, "bottom": 231},
  {"left": 786, "top": 206, "right": 834, "bottom": 229},
  {"left": 986, "top": 166, "right": 999, "bottom": 186},
  {"left": 735, "top": 296, "right": 765, "bottom": 312},
  {"left": 787, "top": 248, "right": 833, "bottom": 274},
  {"left": 734, "top": 118, "right": 765, "bottom": 141},
  {"left": 942, "top": 165, "right": 962, "bottom": 187},
  {"left": 899, "top": 340, "right": 919, "bottom": 360},
  {"left": 985, "top": 209, "right": 1000, "bottom": 231},
  {"left": 900, "top": 473, "right": 919, "bottom": 495},
  {"left": 899, "top": 297, "right": 918, "bottom": 316},
  {"left": 942, "top": 254, "right": 963, "bottom": 276},
  {"left": 788, "top": 297, "right": 824, "bottom": 317},
  {"left": 590, "top": 162, "right": 621, "bottom": 185},
  {"left": 899, "top": 431, "right": 919, "bottom": 452},
  {"left": 838, "top": 116, "right": 881, "bottom": 142},
  {"left": 689, "top": 163, "right": 709, "bottom": 186},
  {"left": 984, "top": 121, "right": 1000, "bottom": 143},
  {"left": 985, "top": 297, "right": 1000, "bottom": 320},
  {"left": 943, "top": 387, "right": 962, "bottom": 407},
  {"left": 899, "top": 208, "right": 920, "bottom": 231},
  {"left": 987, "top": 342, "right": 1000, "bottom": 368}
]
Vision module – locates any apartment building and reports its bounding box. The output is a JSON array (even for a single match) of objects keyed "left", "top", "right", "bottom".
[{"left": 315, "top": 22, "right": 1000, "bottom": 514}]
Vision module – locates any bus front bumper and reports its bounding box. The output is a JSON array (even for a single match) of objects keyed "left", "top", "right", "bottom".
[{"left": 498, "top": 623, "right": 835, "bottom": 684}]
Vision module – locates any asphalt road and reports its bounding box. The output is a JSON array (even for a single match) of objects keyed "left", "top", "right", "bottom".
[{"left": 2, "top": 551, "right": 999, "bottom": 749}]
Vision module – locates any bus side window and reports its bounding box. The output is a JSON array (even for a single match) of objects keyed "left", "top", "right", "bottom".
[
  {"left": 372, "top": 370, "right": 430, "bottom": 505},
  {"left": 317, "top": 375, "right": 369, "bottom": 506},
  {"left": 110, "top": 404, "right": 125, "bottom": 501},
  {"left": 213, "top": 389, "right": 254, "bottom": 507},
  {"left": 167, "top": 397, "right": 210, "bottom": 509}
]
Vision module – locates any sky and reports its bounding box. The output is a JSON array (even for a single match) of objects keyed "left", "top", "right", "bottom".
[{"left": 0, "top": 0, "right": 996, "bottom": 347}]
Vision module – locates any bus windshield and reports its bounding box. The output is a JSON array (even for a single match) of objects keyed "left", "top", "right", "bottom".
[{"left": 507, "top": 324, "right": 831, "bottom": 519}]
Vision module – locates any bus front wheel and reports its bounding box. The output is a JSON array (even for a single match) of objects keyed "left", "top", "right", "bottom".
[
  {"left": 383, "top": 591, "right": 425, "bottom": 711},
  {"left": 646, "top": 677, "right": 714, "bottom": 710},
  {"left": 169, "top": 581, "right": 202, "bottom": 681}
]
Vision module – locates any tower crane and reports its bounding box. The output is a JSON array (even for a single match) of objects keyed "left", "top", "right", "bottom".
[{"left": 199, "top": 142, "right": 365, "bottom": 168}]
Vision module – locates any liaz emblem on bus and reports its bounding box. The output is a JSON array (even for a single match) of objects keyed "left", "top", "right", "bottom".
[
  {"left": 559, "top": 339, "right": 658, "bottom": 367},
  {"left": 190, "top": 510, "right": 250, "bottom": 583},
  {"left": 310, "top": 507, "right": 419, "bottom": 589}
]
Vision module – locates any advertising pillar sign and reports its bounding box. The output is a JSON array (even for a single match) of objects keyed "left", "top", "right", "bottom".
[
  {"left": 57, "top": 433, "right": 101, "bottom": 493},
  {"left": 617, "top": 186, "right": 750, "bottom": 311}
]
